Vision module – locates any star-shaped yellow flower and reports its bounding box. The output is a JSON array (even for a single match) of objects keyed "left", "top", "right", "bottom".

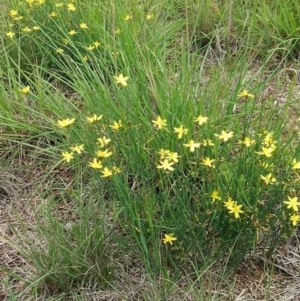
[
  {"left": 79, "top": 23, "right": 88, "bottom": 29},
  {"left": 101, "top": 167, "right": 113, "bottom": 177},
  {"left": 97, "top": 136, "right": 111, "bottom": 147},
  {"left": 183, "top": 140, "right": 200, "bottom": 152},
  {"left": 215, "top": 130, "right": 234, "bottom": 142},
  {"left": 162, "top": 233, "right": 177, "bottom": 245},
  {"left": 19, "top": 86, "right": 30, "bottom": 94},
  {"left": 284, "top": 196, "right": 300, "bottom": 211},
  {"left": 228, "top": 202, "right": 244, "bottom": 219},
  {"left": 173, "top": 125, "right": 188, "bottom": 139},
  {"left": 201, "top": 157, "right": 215, "bottom": 168},
  {"left": 68, "top": 30, "right": 77, "bottom": 35},
  {"left": 157, "top": 159, "right": 174, "bottom": 171},
  {"left": 224, "top": 197, "right": 235, "bottom": 210},
  {"left": 109, "top": 120, "right": 122, "bottom": 130},
  {"left": 6, "top": 31, "right": 15, "bottom": 38},
  {"left": 70, "top": 144, "right": 84, "bottom": 154},
  {"left": 238, "top": 137, "right": 255, "bottom": 147},
  {"left": 290, "top": 213, "right": 299, "bottom": 226},
  {"left": 194, "top": 115, "right": 208, "bottom": 125},
  {"left": 238, "top": 89, "right": 254, "bottom": 99},
  {"left": 124, "top": 15, "right": 132, "bottom": 20},
  {"left": 57, "top": 118, "right": 75, "bottom": 128},
  {"left": 22, "top": 27, "right": 32, "bottom": 32},
  {"left": 9, "top": 10, "right": 18, "bottom": 17},
  {"left": 87, "top": 114, "right": 103, "bottom": 123},
  {"left": 152, "top": 116, "right": 167, "bottom": 129},
  {"left": 146, "top": 14, "right": 154, "bottom": 20},
  {"left": 93, "top": 41, "right": 101, "bottom": 48},
  {"left": 96, "top": 149, "right": 113, "bottom": 158},
  {"left": 62, "top": 151, "right": 74, "bottom": 163},
  {"left": 113, "top": 74, "right": 129, "bottom": 86},
  {"left": 89, "top": 158, "right": 103, "bottom": 169},
  {"left": 202, "top": 139, "right": 214, "bottom": 147},
  {"left": 292, "top": 159, "right": 300, "bottom": 169},
  {"left": 49, "top": 12, "right": 57, "bottom": 17},
  {"left": 211, "top": 190, "right": 221, "bottom": 202},
  {"left": 167, "top": 152, "right": 180, "bottom": 163},
  {"left": 260, "top": 173, "right": 276, "bottom": 185},
  {"left": 67, "top": 3, "right": 76, "bottom": 11},
  {"left": 255, "top": 146, "right": 276, "bottom": 158}
]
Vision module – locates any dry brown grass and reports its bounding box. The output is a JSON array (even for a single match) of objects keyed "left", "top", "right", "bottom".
[
  {"left": 1, "top": 144, "right": 300, "bottom": 301},
  {"left": 1, "top": 61, "right": 300, "bottom": 301}
]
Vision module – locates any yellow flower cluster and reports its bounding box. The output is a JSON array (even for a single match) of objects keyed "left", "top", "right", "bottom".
[
  {"left": 157, "top": 149, "right": 180, "bottom": 172},
  {"left": 58, "top": 116, "right": 121, "bottom": 178}
]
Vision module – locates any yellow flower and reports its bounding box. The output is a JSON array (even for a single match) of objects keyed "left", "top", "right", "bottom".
[
  {"left": 57, "top": 118, "right": 75, "bottom": 128},
  {"left": 89, "top": 158, "right": 103, "bottom": 169},
  {"left": 157, "top": 159, "right": 174, "bottom": 171},
  {"left": 56, "top": 48, "right": 64, "bottom": 54},
  {"left": 215, "top": 130, "right": 234, "bottom": 142},
  {"left": 22, "top": 27, "right": 32, "bottom": 32},
  {"left": 158, "top": 149, "right": 170, "bottom": 159},
  {"left": 260, "top": 173, "right": 276, "bottom": 185},
  {"left": 113, "top": 166, "right": 121, "bottom": 174},
  {"left": 194, "top": 115, "right": 208, "bottom": 125},
  {"left": 292, "top": 159, "right": 300, "bottom": 169},
  {"left": 62, "top": 151, "right": 74, "bottom": 163},
  {"left": 9, "top": 10, "right": 18, "bottom": 17},
  {"left": 101, "top": 167, "right": 113, "bottom": 177},
  {"left": 68, "top": 30, "right": 77, "bottom": 35},
  {"left": 50, "top": 12, "right": 58, "bottom": 17},
  {"left": 124, "top": 15, "right": 132, "bottom": 20},
  {"left": 19, "top": 86, "right": 30, "bottom": 94},
  {"left": 97, "top": 136, "right": 111, "bottom": 147},
  {"left": 33, "top": 26, "right": 40, "bottom": 31},
  {"left": 55, "top": 2, "right": 63, "bottom": 7},
  {"left": 238, "top": 137, "right": 255, "bottom": 147},
  {"left": 263, "top": 132, "right": 276, "bottom": 147},
  {"left": 173, "top": 125, "right": 188, "bottom": 139},
  {"left": 146, "top": 14, "right": 154, "bottom": 20},
  {"left": 224, "top": 197, "right": 235, "bottom": 210},
  {"left": 6, "top": 31, "right": 15, "bottom": 38},
  {"left": 79, "top": 23, "right": 88, "bottom": 29},
  {"left": 255, "top": 146, "right": 276, "bottom": 158},
  {"left": 70, "top": 144, "right": 84, "bottom": 154},
  {"left": 67, "top": 3, "right": 76, "bottom": 11},
  {"left": 201, "top": 157, "right": 215, "bottom": 168},
  {"left": 237, "top": 89, "right": 254, "bottom": 99},
  {"left": 93, "top": 41, "right": 101, "bottom": 48},
  {"left": 228, "top": 202, "right": 244, "bottom": 219},
  {"left": 183, "top": 140, "right": 200, "bottom": 152},
  {"left": 87, "top": 114, "right": 103, "bottom": 123},
  {"left": 96, "top": 149, "right": 113, "bottom": 158},
  {"left": 109, "top": 120, "right": 122, "bottom": 130},
  {"left": 152, "top": 116, "right": 167, "bottom": 130},
  {"left": 202, "top": 139, "right": 214, "bottom": 147},
  {"left": 211, "top": 190, "right": 221, "bottom": 202},
  {"left": 167, "top": 152, "right": 180, "bottom": 163},
  {"left": 13, "top": 15, "right": 23, "bottom": 21},
  {"left": 113, "top": 74, "right": 129, "bottom": 86},
  {"left": 284, "top": 196, "right": 300, "bottom": 212},
  {"left": 290, "top": 213, "right": 299, "bottom": 226},
  {"left": 162, "top": 233, "right": 177, "bottom": 245},
  {"left": 87, "top": 45, "right": 95, "bottom": 51}
]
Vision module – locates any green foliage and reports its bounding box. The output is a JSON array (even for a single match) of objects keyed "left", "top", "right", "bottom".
[{"left": 1, "top": 0, "right": 300, "bottom": 298}]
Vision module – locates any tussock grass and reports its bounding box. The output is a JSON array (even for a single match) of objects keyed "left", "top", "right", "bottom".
[{"left": 1, "top": 0, "right": 300, "bottom": 299}]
